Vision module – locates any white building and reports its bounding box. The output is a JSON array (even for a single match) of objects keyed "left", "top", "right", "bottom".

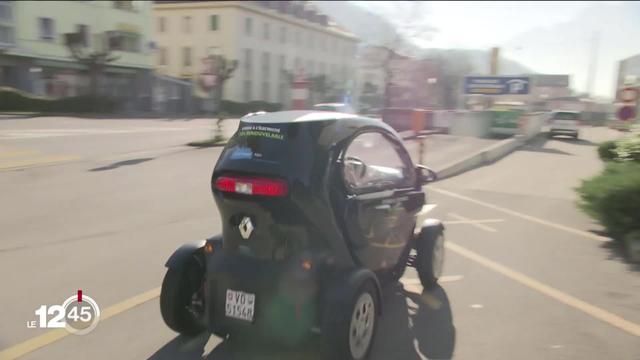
[{"left": 153, "top": 1, "right": 358, "bottom": 105}]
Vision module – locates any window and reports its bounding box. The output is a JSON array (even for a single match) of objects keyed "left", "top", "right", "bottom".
[
  {"left": 262, "top": 52, "right": 270, "bottom": 101},
  {"left": 109, "top": 31, "right": 140, "bottom": 52},
  {"left": 158, "top": 17, "right": 166, "bottom": 33},
  {"left": 182, "top": 46, "right": 191, "bottom": 66},
  {"left": 243, "top": 80, "right": 252, "bottom": 102},
  {"left": 262, "top": 82, "right": 269, "bottom": 102},
  {"left": 38, "top": 18, "right": 55, "bottom": 41},
  {"left": 158, "top": 47, "right": 167, "bottom": 65},
  {"left": 113, "top": 1, "right": 133, "bottom": 11},
  {"left": 244, "top": 48, "right": 252, "bottom": 73},
  {"left": 0, "top": 25, "right": 13, "bottom": 45},
  {"left": 183, "top": 16, "right": 192, "bottom": 33},
  {"left": 262, "top": 52, "right": 270, "bottom": 78},
  {"left": 263, "top": 22, "right": 269, "bottom": 40},
  {"left": 210, "top": 15, "right": 218, "bottom": 31},
  {"left": 280, "top": 26, "right": 286, "bottom": 44},
  {"left": 245, "top": 17, "right": 252, "bottom": 36},
  {"left": 75, "top": 24, "right": 89, "bottom": 47},
  {"left": 343, "top": 132, "right": 413, "bottom": 191},
  {"left": 0, "top": 3, "right": 13, "bottom": 22}
]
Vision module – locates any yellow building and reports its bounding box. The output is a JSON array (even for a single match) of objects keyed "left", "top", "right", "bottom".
[
  {"left": 0, "top": 1, "right": 153, "bottom": 99},
  {"left": 153, "top": 1, "right": 358, "bottom": 104}
]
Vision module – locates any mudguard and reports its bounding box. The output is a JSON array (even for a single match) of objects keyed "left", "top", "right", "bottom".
[
  {"left": 164, "top": 240, "right": 205, "bottom": 269},
  {"left": 322, "top": 267, "right": 383, "bottom": 317},
  {"left": 418, "top": 218, "right": 445, "bottom": 242}
]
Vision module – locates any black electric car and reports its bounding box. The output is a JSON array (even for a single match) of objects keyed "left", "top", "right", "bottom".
[{"left": 160, "top": 111, "right": 445, "bottom": 360}]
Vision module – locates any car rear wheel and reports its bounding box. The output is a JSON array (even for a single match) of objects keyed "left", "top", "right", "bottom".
[
  {"left": 160, "top": 258, "right": 206, "bottom": 336},
  {"left": 324, "top": 282, "right": 379, "bottom": 360},
  {"left": 416, "top": 232, "right": 445, "bottom": 288}
]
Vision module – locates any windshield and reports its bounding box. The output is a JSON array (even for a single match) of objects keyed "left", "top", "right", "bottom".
[{"left": 553, "top": 112, "right": 580, "bottom": 120}]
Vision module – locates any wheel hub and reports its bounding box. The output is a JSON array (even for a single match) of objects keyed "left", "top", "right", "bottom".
[{"left": 349, "top": 292, "right": 375, "bottom": 359}]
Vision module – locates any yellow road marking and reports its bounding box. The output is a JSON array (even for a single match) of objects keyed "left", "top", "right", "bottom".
[
  {"left": 0, "top": 287, "right": 160, "bottom": 360},
  {"left": 431, "top": 186, "right": 609, "bottom": 242},
  {"left": 445, "top": 241, "right": 640, "bottom": 337},
  {"left": 448, "top": 212, "right": 498, "bottom": 232},
  {"left": 0, "top": 150, "right": 37, "bottom": 158},
  {"left": 0, "top": 156, "right": 79, "bottom": 171}
]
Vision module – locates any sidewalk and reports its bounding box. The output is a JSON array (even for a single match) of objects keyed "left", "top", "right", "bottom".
[{"left": 404, "top": 134, "right": 500, "bottom": 172}]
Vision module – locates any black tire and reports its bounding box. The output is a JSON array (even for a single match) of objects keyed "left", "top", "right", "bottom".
[
  {"left": 160, "top": 261, "right": 205, "bottom": 336},
  {"left": 416, "top": 232, "right": 445, "bottom": 289},
  {"left": 323, "top": 281, "right": 379, "bottom": 360}
]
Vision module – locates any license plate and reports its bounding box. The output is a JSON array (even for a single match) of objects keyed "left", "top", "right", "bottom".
[{"left": 225, "top": 289, "right": 255, "bottom": 322}]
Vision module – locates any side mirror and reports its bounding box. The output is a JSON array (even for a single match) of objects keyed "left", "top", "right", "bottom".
[{"left": 416, "top": 165, "right": 437, "bottom": 185}]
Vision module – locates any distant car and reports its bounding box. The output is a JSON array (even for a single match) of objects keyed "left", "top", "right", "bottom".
[
  {"left": 549, "top": 111, "right": 581, "bottom": 139},
  {"left": 313, "top": 102, "right": 356, "bottom": 114}
]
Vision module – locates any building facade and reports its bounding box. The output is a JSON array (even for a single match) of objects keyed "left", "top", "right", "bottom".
[
  {"left": 0, "top": 0, "right": 153, "bottom": 103},
  {"left": 153, "top": 1, "right": 358, "bottom": 106}
]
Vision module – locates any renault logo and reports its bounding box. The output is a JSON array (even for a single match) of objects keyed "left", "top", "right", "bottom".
[{"left": 239, "top": 217, "right": 254, "bottom": 239}]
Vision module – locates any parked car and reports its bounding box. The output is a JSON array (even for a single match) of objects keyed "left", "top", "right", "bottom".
[
  {"left": 313, "top": 102, "right": 357, "bottom": 114},
  {"left": 549, "top": 111, "right": 582, "bottom": 139},
  {"left": 160, "top": 110, "right": 445, "bottom": 360}
]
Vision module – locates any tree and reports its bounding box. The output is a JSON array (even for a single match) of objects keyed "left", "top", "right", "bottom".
[
  {"left": 308, "top": 74, "right": 333, "bottom": 104},
  {"left": 359, "top": 81, "right": 383, "bottom": 113},
  {"left": 198, "top": 55, "right": 238, "bottom": 142},
  {"left": 365, "top": 2, "right": 436, "bottom": 108},
  {"left": 64, "top": 31, "right": 119, "bottom": 97}
]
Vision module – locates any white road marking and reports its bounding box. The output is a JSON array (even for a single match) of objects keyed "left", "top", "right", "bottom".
[
  {"left": 448, "top": 212, "right": 498, "bottom": 232},
  {"left": 446, "top": 241, "right": 640, "bottom": 337},
  {"left": 444, "top": 219, "right": 504, "bottom": 225},
  {"left": 470, "top": 304, "right": 484, "bottom": 309},
  {"left": 431, "top": 186, "right": 609, "bottom": 242}
]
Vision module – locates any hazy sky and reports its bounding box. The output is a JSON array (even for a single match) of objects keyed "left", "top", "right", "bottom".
[{"left": 355, "top": 1, "right": 640, "bottom": 98}]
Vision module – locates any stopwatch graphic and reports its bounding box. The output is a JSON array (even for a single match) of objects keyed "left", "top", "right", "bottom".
[{"left": 29, "top": 290, "right": 101, "bottom": 335}]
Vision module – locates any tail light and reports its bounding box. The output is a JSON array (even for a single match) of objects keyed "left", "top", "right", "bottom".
[{"left": 214, "top": 175, "right": 288, "bottom": 197}]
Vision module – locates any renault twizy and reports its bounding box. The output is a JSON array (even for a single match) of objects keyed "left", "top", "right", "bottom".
[{"left": 160, "top": 111, "right": 445, "bottom": 360}]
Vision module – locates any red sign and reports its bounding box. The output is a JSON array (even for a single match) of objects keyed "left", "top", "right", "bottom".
[
  {"left": 617, "top": 106, "right": 636, "bottom": 121},
  {"left": 619, "top": 87, "right": 639, "bottom": 103}
]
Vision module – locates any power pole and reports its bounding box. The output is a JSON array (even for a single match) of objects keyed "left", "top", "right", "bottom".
[
  {"left": 490, "top": 47, "right": 500, "bottom": 75},
  {"left": 585, "top": 31, "right": 599, "bottom": 98}
]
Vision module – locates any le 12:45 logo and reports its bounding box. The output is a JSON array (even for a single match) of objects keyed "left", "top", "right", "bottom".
[{"left": 27, "top": 290, "right": 101, "bottom": 335}]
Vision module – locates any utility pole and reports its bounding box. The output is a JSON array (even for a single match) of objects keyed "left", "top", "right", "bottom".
[
  {"left": 585, "top": 32, "right": 599, "bottom": 98},
  {"left": 490, "top": 47, "right": 500, "bottom": 75}
]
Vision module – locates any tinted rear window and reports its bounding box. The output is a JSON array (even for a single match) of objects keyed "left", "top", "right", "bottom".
[{"left": 552, "top": 112, "right": 580, "bottom": 120}]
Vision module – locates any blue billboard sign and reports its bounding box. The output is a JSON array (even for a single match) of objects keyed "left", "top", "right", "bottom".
[{"left": 464, "top": 76, "right": 530, "bottom": 95}]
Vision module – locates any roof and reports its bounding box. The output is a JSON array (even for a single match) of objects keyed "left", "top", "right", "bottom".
[
  {"left": 313, "top": 103, "right": 349, "bottom": 107},
  {"left": 241, "top": 110, "right": 360, "bottom": 123}
]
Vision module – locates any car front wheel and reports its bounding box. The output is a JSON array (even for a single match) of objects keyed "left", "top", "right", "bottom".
[{"left": 416, "top": 232, "right": 445, "bottom": 288}]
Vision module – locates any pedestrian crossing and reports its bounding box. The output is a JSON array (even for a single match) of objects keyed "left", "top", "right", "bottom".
[{"left": 0, "top": 146, "right": 78, "bottom": 171}]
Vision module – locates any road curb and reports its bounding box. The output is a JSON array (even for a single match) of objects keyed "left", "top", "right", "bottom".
[{"left": 434, "top": 133, "right": 544, "bottom": 180}]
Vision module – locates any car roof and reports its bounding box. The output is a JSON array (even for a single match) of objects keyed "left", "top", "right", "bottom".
[
  {"left": 313, "top": 103, "right": 349, "bottom": 107},
  {"left": 552, "top": 110, "right": 580, "bottom": 114},
  {"left": 241, "top": 110, "right": 359, "bottom": 123}
]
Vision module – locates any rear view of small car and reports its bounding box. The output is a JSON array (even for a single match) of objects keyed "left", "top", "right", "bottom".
[
  {"left": 159, "top": 111, "right": 446, "bottom": 360},
  {"left": 549, "top": 111, "right": 582, "bottom": 139}
]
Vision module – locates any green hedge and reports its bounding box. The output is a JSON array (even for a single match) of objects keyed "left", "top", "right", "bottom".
[
  {"left": 597, "top": 135, "right": 640, "bottom": 162},
  {"left": 576, "top": 162, "right": 640, "bottom": 241},
  {"left": 0, "top": 87, "right": 115, "bottom": 113},
  {"left": 597, "top": 140, "right": 618, "bottom": 161},
  {"left": 219, "top": 100, "right": 282, "bottom": 117}
]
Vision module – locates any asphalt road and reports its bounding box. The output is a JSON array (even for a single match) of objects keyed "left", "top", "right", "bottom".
[{"left": 0, "top": 119, "right": 638, "bottom": 360}]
